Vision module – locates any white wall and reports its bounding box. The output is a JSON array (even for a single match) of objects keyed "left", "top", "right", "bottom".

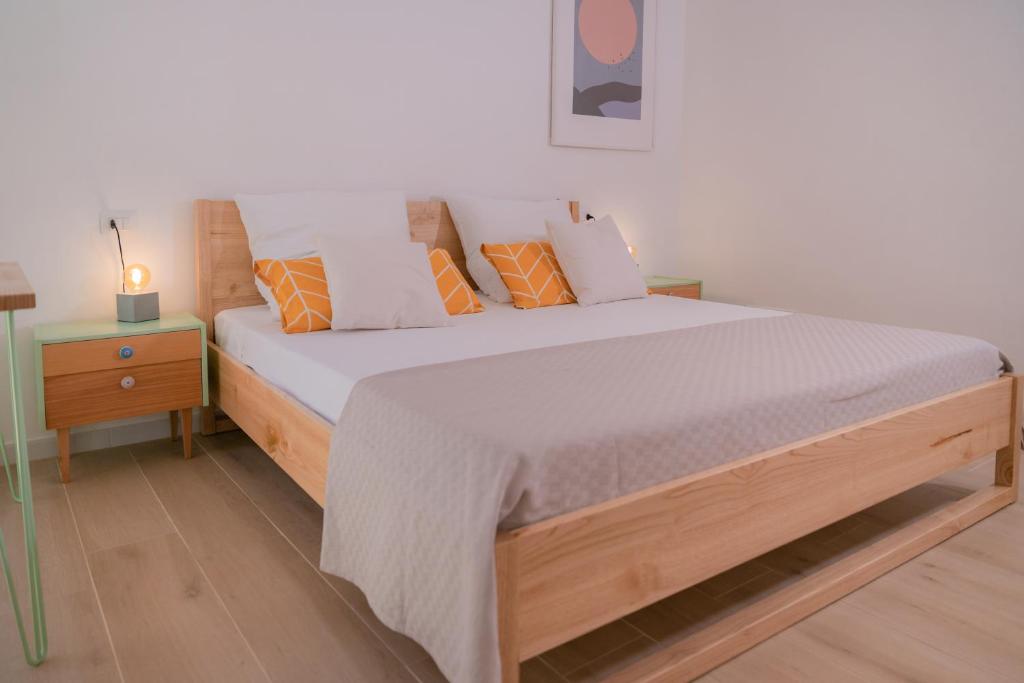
[
  {"left": 0, "top": 1, "right": 686, "bottom": 455},
  {"left": 681, "top": 1, "right": 1023, "bottom": 366}
]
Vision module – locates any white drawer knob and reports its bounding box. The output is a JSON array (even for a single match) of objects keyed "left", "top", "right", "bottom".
[{"left": 120, "top": 376, "right": 136, "bottom": 390}]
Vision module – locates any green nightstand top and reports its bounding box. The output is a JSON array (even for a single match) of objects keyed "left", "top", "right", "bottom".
[
  {"left": 33, "top": 312, "right": 204, "bottom": 344},
  {"left": 644, "top": 276, "right": 702, "bottom": 289}
]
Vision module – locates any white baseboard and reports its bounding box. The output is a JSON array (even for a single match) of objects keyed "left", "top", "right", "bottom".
[{"left": 5, "top": 408, "right": 201, "bottom": 461}]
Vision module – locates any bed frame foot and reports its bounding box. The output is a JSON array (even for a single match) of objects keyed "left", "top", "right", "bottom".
[
  {"left": 200, "top": 405, "right": 239, "bottom": 437},
  {"left": 994, "top": 374, "right": 1021, "bottom": 497},
  {"left": 200, "top": 405, "right": 217, "bottom": 436},
  {"left": 496, "top": 535, "right": 521, "bottom": 683}
]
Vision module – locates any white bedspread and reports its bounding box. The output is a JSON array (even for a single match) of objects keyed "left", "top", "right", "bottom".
[{"left": 214, "top": 295, "right": 787, "bottom": 421}]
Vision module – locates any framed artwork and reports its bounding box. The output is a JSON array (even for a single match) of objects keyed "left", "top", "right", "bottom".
[{"left": 550, "top": 0, "right": 657, "bottom": 150}]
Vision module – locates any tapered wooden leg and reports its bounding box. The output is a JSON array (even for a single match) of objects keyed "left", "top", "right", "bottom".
[
  {"left": 180, "top": 409, "right": 193, "bottom": 459},
  {"left": 169, "top": 410, "right": 179, "bottom": 441},
  {"left": 57, "top": 427, "right": 71, "bottom": 483}
]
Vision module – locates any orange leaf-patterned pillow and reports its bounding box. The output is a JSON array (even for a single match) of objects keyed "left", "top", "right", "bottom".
[
  {"left": 253, "top": 257, "right": 332, "bottom": 333},
  {"left": 480, "top": 241, "right": 577, "bottom": 309},
  {"left": 429, "top": 248, "right": 484, "bottom": 315}
]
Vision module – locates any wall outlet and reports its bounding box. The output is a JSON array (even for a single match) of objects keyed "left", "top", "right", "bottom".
[{"left": 99, "top": 211, "right": 133, "bottom": 234}]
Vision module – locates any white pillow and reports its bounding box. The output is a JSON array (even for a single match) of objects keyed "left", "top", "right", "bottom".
[
  {"left": 446, "top": 195, "right": 572, "bottom": 303},
  {"left": 317, "top": 236, "right": 450, "bottom": 330},
  {"left": 236, "top": 190, "right": 410, "bottom": 317},
  {"left": 546, "top": 215, "right": 647, "bottom": 306}
]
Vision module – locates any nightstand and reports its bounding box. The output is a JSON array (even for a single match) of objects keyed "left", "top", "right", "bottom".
[
  {"left": 645, "top": 276, "right": 703, "bottom": 300},
  {"left": 34, "top": 312, "right": 208, "bottom": 482}
]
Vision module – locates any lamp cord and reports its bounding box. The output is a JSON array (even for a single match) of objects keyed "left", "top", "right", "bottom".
[{"left": 110, "top": 219, "right": 126, "bottom": 293}]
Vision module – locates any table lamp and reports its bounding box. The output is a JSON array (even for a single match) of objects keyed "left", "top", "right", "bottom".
[
  {"left": 117, "top": 264, "right": 158, "bottom": 325},
  {"left": 117, "top": 262, "right": 159, "bottom": 322},
  {"left": 108, "top": 218, "right": 160, "bottom": 322}
]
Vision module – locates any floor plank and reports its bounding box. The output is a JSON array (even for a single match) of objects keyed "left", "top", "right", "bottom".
[
  {"left": 659, "top": 571, "right": 793, "bottom": 645},
  {"left": 132, "top": 438, "right": 415, "bottom": 683},
  {"left": 541, "top": 619, "right": 644, "bottom": 676},
  {"left": 62, "top": 447, "right": 173, "bottom": 554},
  {"left": 706, "top": 626, "right": 866, "bottom": 683},
  {"left": 691, "top": 560, "right": 773, "bottom": 600},
  {"left": 843, "top": 549, "right": 1024, "bottom": 679},
  {"left": 0, "top": 460, "right": 121, "bottom": 683},
  {"left": 195, "top": 432, "right": 437, "bottom": 667},
  {"left": 787, "top": 601, "right": 1018, "bottom": 682},
  {"left": 88, "top": 532, "right": 267, "bottom": 682},
  {"left": 521, "top": 658, "right": 569, "bottom": 683},
  {"left": 563, "top": 636, "right": 660, "bottom": 683}
]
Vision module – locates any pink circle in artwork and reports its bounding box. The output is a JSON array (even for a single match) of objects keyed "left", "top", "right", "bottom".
[{"left": 578, "top": 0, "right": 638, "bottom": 65}]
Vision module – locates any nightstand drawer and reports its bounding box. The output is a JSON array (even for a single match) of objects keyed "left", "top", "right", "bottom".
[
  {"left": 41, "top": 330, "right": 201, "bottom": 377},
  {"left": 650, "top": 283, "right": 701, "bottom": 299},
  {"left": 44, "top": 359, "right": 203, "bottom": 429}
]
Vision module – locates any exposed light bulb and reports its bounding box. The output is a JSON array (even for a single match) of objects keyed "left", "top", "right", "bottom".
[{"left": 123, "top": 263, "right": 151, "bottom": 293}]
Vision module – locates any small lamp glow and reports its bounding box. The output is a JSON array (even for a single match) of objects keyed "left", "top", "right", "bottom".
[
  {"left": 116, "top": 263, "right": 159, "bottom": 322},
  {"left": 123, "top": 263, "right": 151, "bottom": 293},
  {"left": 627, "top": 245, "right": 637, "bottom": 261},
  {"left": 109, "top": 218, "right": 159, "bottom": 322}
]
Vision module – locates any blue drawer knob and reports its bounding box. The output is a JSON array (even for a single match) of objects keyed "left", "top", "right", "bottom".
[{"left": 119, "top": 345, "right": 134, "bottom": 359}]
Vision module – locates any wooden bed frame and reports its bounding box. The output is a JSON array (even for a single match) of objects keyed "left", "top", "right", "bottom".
[{"left": 195, "top": 198, "right": 1022, "bottom": 682}]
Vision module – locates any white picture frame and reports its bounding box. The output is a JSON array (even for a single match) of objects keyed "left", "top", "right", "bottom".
[{"left": 550, "top": 0, "right": 657, "bottom": 151}]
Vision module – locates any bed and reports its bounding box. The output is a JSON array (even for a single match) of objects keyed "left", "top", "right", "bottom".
[{"left": 195, "top": 198, "right": 1021, "bottom": 683}]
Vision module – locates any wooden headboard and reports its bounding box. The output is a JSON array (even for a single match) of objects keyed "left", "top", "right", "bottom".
[{"left": 195, "top": 199, "right": 579, "bottom": 339}]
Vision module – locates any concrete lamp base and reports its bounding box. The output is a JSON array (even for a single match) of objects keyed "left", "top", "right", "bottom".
[{"left": 116, "top": 291, "right": 160, "bottom": 322}]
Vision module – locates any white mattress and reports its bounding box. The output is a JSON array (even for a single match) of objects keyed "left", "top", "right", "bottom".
[{"left": 214, "top": 296, "right": 788, "bottom": 422}]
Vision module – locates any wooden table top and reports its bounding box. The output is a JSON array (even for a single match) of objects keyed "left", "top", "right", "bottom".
[{"left": 0, "top": 262, "right": 35, "bottom": 312}]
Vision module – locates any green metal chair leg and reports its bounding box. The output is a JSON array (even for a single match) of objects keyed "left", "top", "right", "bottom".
[
  {"left": 0, "top": 440, "right": 23, "bottom": 503},
  {"left": 0, "top": 309, "right": 47, "bottom": 666}
]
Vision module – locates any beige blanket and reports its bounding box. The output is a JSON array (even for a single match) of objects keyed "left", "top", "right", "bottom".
[{"left": 319, "top": 313, "right": 1005, "bottom": 683}]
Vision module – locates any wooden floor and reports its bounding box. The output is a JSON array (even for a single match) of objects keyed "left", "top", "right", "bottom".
[{"left": 1, "top": 432, "right": 1022, "bottom": 682}]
